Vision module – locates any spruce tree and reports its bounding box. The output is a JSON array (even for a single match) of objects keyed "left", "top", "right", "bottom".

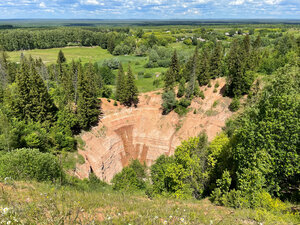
[
  {"left": 77, "top": 63, "right": 100, "bottom": 130},
  {"left": 186, "top": 48, "right": 199, "bottom": 99},
  {"left": 170, "top": 50, "right": 180, "bottom": 81},
  {"left": 57, "top": 50, "right": 66, "bottom": 64},
  {"left": 198, "top": 49, "right": 210, "bottom": 86},
  {"left": 124, "top": 65, "right": 139, "bottom": 107},
  {"left": 14, "top": 58, "right": 57, "bottom": 125},
  {"left": 115, "top": 63, "right": 126, "bottom": 103},
  {"left": 226, "top": 39, "right": 253, "bottom": 97},
  {"left": 209, "top": 42, "right": 223, "bottom": 79},
  {"left": 177, "top": 77, "right": 186, "bottom": 98}
]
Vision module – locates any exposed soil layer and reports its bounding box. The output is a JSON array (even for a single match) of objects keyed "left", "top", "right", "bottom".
[{"left": 76, "top": 78, "right": 233, "bottom": 182}]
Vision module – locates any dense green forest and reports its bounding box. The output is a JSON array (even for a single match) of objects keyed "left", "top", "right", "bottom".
[{"left": 0, "top": 23, "right": 299, "bottom": 224}]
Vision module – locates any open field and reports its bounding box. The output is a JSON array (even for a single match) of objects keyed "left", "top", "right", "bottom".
[
  {"left": 7, "top": 46, "right": 168, "bottom": 93},
  {"left": 7, "top": 46, "right": 113, "bottom": 64},
  {"left": 0, "top": 181, "right": 299, "bottom": 225}
]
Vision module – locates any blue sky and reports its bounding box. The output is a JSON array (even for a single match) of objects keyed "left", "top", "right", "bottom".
[{"left": 0, "top": 0, "right": 299, "bottom": 19}]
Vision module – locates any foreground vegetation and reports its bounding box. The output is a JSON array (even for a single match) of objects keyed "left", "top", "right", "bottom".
[{"left": 0, "top": 180, "right": 299, "bottom": 225}]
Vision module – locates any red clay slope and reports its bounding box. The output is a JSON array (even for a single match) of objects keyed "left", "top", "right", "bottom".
[{"left": 75, "top": 78, "right": 233, "bottom": 182}]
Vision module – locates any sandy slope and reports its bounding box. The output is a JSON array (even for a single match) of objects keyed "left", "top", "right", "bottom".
[{"left": 76, "top": 78, "right": 233, "bottom": 182}]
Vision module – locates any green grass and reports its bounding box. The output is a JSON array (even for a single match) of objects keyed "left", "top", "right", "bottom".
[
  {"left": 7, "top": 46, "right": 167, "bottom": 93},
  {"left": 7, "top": 46, "right": 113, "bottom": 65},
  {"left": 0, "top": 181, "right": 298, "bottom": 225}
]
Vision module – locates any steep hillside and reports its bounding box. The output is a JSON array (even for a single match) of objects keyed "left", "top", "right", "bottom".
[{"left": 76, "top": 78, "right": 233, "bottom": 182}]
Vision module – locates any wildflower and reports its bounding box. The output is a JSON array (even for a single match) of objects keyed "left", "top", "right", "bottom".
[
  {"left": 154, "top": 216, "right": 158, "bottom": 219},
  {"left": 210, "top": 220, "right": 213, "bottom": 225},
  {"left": 2, "top": 207, "right": 9, "bottom": 214},
  {"left": 163, "top": 220, "right": 168, "bottom": 224},
  {"left": 118, "top": 213, "right": 121, "bottom": 216},
  {"left": 169, "top": 215, "right": 173, "bottom": 218},
  {"left": 180, "top": 218, "right": 184, "bottom": 222},
  {"left": 7, "top": 221, "right": 11, "bottom": 225},
  {"left": 107, "top": 216, "right": 111, "bottom": 220}
]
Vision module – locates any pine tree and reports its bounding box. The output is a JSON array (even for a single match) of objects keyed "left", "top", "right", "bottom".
[
  {"left": 226, "top": 39, "right": 253, "bottom": 97},
  {"left": 177, "top": 77, "right": 186, "bottom": 98},
  {"left": 209, "top": 42, "right": 223, "bottom": 79},
  {"left": 115, "top": 63, "right": 126, "bottom": 103},
  {"left": 164, "top": 68, "right": 176, "bottom": 91},
  {"left": 123, "top": 65, "right": 139, "bottom": 107},
  {"left": 170, "top": 50, "right": 180, "bottom": 81},
  {"left": 186, "top": 48, "right": 199, "bottom": 99},
  {"left": 57, "top": 50, "right": 66, "bottom": 64},
  {"left": 77, "top": 63, "right": 100, "bottom": 130},
  {"left": 14, "top": 58, "right": 57, "bottom": 125},
  {"left": 198, "top": 49, "right": 210, "bottom": 86}
]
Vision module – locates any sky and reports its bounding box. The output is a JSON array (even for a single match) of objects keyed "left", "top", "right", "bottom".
[{"left": 0, "top": 0, "right": 299, "bottom": 19}]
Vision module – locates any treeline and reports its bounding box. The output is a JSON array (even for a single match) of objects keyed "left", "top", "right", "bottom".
[
  {"left": 0, "top": 51, "right": 112, "bottom": 152},
  {"left": 0, "top": 27, "right": 129, "bottom": 51}
]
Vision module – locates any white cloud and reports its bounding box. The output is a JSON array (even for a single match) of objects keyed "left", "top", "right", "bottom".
[
  {"left": 39, "top": 2, "right": 46, "bottom": 8},
  {"left": 80, "top": 0, "right": 104, "bottom": 6},
  {"left": 229, "top": 0, "right": 245, "bottom": 5}
]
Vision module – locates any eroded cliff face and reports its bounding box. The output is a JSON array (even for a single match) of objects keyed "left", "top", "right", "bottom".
[{"left": 75, "top": 78, "right": 233, "bottom": 182}]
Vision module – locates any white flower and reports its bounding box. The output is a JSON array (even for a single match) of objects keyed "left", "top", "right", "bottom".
[
  {"left": 210, "top": 220, "right": 213, "bottom": 225},
  {"left": 169, "top": 215, "right": 173, "bottom": 218},
  {"left": 118, "top": 213, "right": 121, "bottom": 216},
  {"left": 180, "top": 218, "right": 184, "bottom": 222},
  {"left": 107, "top": 216, "right": 111, "bottom": 220},
  {"left": 7, "top": 221, "right": 11, "bottom": 225},
  {"left": 2, "top": 207, "right": 9, "bottom": 214},
  {"left": 163, "top": 220, "right": 168, "bottom": 224},
  {"left": 154, "top": 216, "right": 158, "bottom": 219}
]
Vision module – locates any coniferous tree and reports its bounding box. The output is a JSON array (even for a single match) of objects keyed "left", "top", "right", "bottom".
[
  {"left": 77, "top": 63, "right": 100, "bottom": 130},
  {"left": 226, "top": 39, "right": 253, "bottom": 97},
  {"left": 115, "top": 63, "right": 126, "bottom": 103},
  {"left": 186, "top": 48, "right": 199, "bottom": 99},
  {"left": 170, "top": 50, "right": 180, "bottom": 81},
  {"left": 57, "top": 50, "right": 66, "bottom": 64},
  {"left": 177, "top": 77, "right": 186, "bottom": 98},
  {"left": 209, "top": 42, "right": 223, "bottom": 78},
  {"left": 123, "top": 65, "right": 139, "bottom": 107},
  {"left": 198, "top": 49, "right": 210, "bottom": 86},
  {"left": 14, "top": 58, "right": 57, "bottom": 125}
]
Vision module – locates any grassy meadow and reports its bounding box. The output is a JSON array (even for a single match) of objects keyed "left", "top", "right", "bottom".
[
  {"left": 0, "top": 180, "right": 299, "bottom": 225},
  {"left": 7, "top": 46, "right": 168, "bottom": 93}
]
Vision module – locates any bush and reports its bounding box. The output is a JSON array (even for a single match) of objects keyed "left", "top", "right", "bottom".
[
  {"left": 144, "top": 73, "right": 152, "bottom": 78},
  {"left": 161, "top": 90, "right": 176, "bottom": 114},
  {"left": 111, "top": 160, "right": 146, "bottom": 191},
  {"left": 229, "top": 98, "right": 240, "bottom": 112},
  {"left": 100, "top": 86, "right": 113, "bottom": 98},
  {"left": 138, "top": 71, "right": 144, "bottom": 76},
  {"left": 199, "top": 90, "right": 205, "bottom": 99},
  {"left": 0, "top": 148, "right": 63, "bottom": 182},
  {"left": 153, "top": 79, "right": 161, "bottom": 88}
]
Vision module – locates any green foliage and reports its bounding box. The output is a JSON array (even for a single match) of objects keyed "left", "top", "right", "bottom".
[
  {"left": 149, "top": 133, "right": 209, "bottom": 199},
  {"left": 229, "top": 98, "right": 240, "bottom": 112},
  {"left": 77, "top": 63, "right": 100, "bottom": 130},
  {"left": 112, "top": 160, "right": 146, "bottom": 191},
  {"left": 177, "top": 78, "right": 186, "bottom": 98},
  {"left": 123, "top": 65, "right": 139, "bottom": 107},
  {"left": 0, "top": 148, "right": 63, "bottom": 181},
  {"left": 161, "top": 90, "right": 176, "bottom": 114},
  {"left": 57, "top": 50, "right": 66, "bottom": 64}
]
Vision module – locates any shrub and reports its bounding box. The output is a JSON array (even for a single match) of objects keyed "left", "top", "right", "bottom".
[
  {"left": 111, "top": 160, "right": 146, "bottom": 191},
  {"left": 138, "top": 71, "right": 144, "bottom": 76},
  {"left": 199, "top": 90, "right": 205, "bottom": 99},
  {"left": 214, "top": 82, "right": 220, "bottom": 88},
  {"left": 229, "top": 98, "right": 240, "bottom": 112},
  {"left": 144, "top": 73, "right": 152, "bottom": 78},
  {"left": 101, "top": 86, "right": 113, "bottom": 98},
  {"left": 153, "top": 79, "right": 161, "bottom": 88},
  {"left": 113, "top": 101, "right": 118, "bottom": 106},
  {"left": 161, "top": 90, "right": 176, "bottom": 114},
  {"left": 208, "top": 82, "right": 212, "bottom": 88},
  {"left": 0, "top": 148, "right": 63, "bottom": 182}
]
